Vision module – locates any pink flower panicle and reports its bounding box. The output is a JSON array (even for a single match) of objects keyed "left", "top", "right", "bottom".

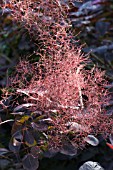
[{"left": 9, "top": 0, "right": 113, "bottom": 148}]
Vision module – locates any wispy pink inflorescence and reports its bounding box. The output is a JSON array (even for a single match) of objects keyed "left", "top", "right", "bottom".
[{"left": 10, "top": 0, "right": 113, "bottom": 148}]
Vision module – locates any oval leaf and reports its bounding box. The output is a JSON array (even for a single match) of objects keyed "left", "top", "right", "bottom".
[
  {"left": 13, "top": 131, "right": 23, "bottom": 147},
  {"left": 14, "top": 103, "right": 35, "bottom": 112},
  {"left": 24, "top": 130, "right": 36, "bottom": 147},
  {"left": 9, "top": 131, "right": 23, "bottom": 153},
  {"left": 79, "top": 161, "right": 104, "bottom": 170},
  {"left": 31, "top": 122, "right": 48, "bottom": 131},
  {"left": 60, "top": 142, "right": 77, "bottom": 156},
  {"left": 0, "top": 148, "right": 9, "bottom": 156},
  {"left": 84, "top": 135, "right": 99, "bottom": 146},
  {"left": 22, "top": 154, "right": 39, "bottom": 170},
  {"left": 31, "top": 146, "right": 43, "bottom": 157},
  {"left": 18, "top": 115, "right": 30, "bottom": 124},
  {"left": 44, "top": 148, "right": 59, "bottom": 158},
  {"left": 9, "top": 138, "right": 21, "bottom": 153}
]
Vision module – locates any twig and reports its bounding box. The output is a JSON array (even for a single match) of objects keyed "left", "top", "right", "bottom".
[
  {"left": 17, "top": 89, "right": 80, "bottom": 110},
  {"left": 76, "top": 66, "right": 84, "bottom": 109}
]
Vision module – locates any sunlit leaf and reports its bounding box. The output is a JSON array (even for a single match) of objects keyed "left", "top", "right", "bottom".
[
  {"left": 14, "top": 103, "right": 36, "bottom": 112},
  {"left": 84, "top": 135, "right": 99, "bottom": 146},
  {"left": 39, "top": 118, "right": 53, "bottom": 123},
  {"left": 10, "top": 112, "right": 25, "bottom": 115},
  {"left": 0, "top": 119, "right": 14, "bottom": 125},
  {"left": 22, "top": 154, "right": 39, "bottom": 170},
  {"left": 79, "top": 161, "right": 104, "bottom": 170},
  {"left": 18, "top": 115, "right": 30, "bottom": 124}
]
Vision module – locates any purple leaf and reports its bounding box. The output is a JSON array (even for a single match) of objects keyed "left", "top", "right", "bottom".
[
  {"left": 9, "top": 131, "right": 23, "bottom": 153},
  {"left": 24, "top": 130, "right": 36, "bottom": 147},
  {"left": 84, "top": 135, "right": 99, "bottom": 146},
  {"left": 31, "top": 122, "right": 48, "bottom": 131},
  {"left": 0, "top": 148, "right": 9, "bottom": 155},
  {"left": 60, "top": 142, "right": 77, "bottom": 156},
  {"left": 22, "top": 154, "right": 39, "bottom": 170},
  {"left": 44, "top": 148, "right": 59, "bottom": 158}
]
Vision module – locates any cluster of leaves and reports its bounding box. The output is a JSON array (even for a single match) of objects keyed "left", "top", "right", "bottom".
[
  {"left": 1, "top": 93, "right": 113, "bottom": 170},
  {"left": 0, "top": 0, "right": 113, "bottom": 170},
  {"left": 69, "top": 0, "right": 113, "bottom": 80}
]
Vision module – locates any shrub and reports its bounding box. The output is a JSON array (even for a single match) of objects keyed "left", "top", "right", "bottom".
[
  {"left": 8, "top": 0, "right": 112, "bottom": 146},
  {"left": 0, "top": 0, "right": 113, "bottom": 169}
]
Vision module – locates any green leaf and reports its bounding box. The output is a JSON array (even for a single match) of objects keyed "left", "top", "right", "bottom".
[{"left": 18, "top": 115, "right": 30, "bottom": 124}]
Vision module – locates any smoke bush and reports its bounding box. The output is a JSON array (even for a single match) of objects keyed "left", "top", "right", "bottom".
[{"left": 8, "top": 0, "right": 113, "bottom": 149}]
